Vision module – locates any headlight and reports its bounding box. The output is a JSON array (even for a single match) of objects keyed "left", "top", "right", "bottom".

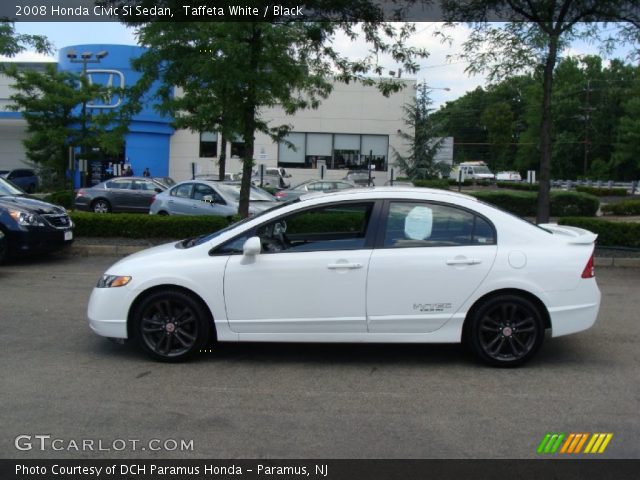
[
  {"left": 97, "top": 275, "right": 132, "bottom": 288},
  {"left": 9, "top": 210, "right": 45, "bottom": 227}
]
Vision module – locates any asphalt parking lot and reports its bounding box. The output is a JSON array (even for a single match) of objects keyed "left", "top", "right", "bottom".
[{"left": 1, "top": 254, "right": 639, "bottom": 459}]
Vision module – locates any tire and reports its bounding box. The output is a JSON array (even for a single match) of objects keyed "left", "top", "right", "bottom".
[
  {"left": 0, "top": 229, "right": 7, "bottom": 264},
  {"left": 91, "top": 199, "right": 111, "bottom": 213},
  {"left": 157, "top": 210, "right": 169, "bottom": 216},
  {"left": 132, "top": 289, "right": 212, "bottom": 362},
  {"left": 466, "top": 294, "right": 545, "bottom": 367}
]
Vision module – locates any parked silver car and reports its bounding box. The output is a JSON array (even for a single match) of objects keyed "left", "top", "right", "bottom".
[
  {"left": 75, "top": 177, "right": 167, "bottom": 213},
  {"left": 149, "top": 180, "right": 278, "bottom": 217},
  {"left": 274, "top": 179, "right": 356, "bottom": 201}
]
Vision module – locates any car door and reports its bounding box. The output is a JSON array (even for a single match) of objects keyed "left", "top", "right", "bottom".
[
  {"left": 191, "top": 183, "right": 236, "bottom": 216},
  {"left": 131, "top": 179, "right": 161, "bottom": 211},
  {"left": 367, "top": 201, "right": 498, "bottom": 333},
  {"left": 222, "top": 201, "right": 378, "bottom": 334},
  {"left": 166, "top": 183, "right": 195, "bottom": 215},
  {"left": 105, "top": 179, "right": 137, "bottom": 211}
]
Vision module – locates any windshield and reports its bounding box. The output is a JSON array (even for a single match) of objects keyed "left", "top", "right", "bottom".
[
  {"left": 474, "top": 166, "right": 493, "bottom": 174},
  {"left": 0, "top": 176, "right": 25, "bottom": 196},
  {"left": 219, "top": 183, "right": 276, "bottom": 202}
]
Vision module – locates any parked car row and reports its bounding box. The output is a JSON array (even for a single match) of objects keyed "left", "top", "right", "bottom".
[{"left": 72, "top": 174, "right": 364, "bottom": 217}]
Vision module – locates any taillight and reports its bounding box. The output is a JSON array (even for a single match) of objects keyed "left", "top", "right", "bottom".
[
  {"left": 275, "top": 191, "right": 286, "bottom": 199},
  {"left": 581, "top": 252, "right": 595, "bottom": 278},
  {"left": 151, "top": 194, "right": 156, "bottom": 202},
  {"left": 76, "top": 189, "right": 85, "bottom": 198}
]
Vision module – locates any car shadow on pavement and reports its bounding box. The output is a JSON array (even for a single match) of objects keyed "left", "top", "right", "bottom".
[{"left": 94, "top": 338, "right": 482, "bottom": 368}]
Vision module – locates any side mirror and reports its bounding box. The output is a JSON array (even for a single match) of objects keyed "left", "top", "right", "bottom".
[
  {"left": 242, "top": 236, "right": 262, "bottom": 256},
  {"left": 154, "top": 188, "right": 163, "bottom": 193}
]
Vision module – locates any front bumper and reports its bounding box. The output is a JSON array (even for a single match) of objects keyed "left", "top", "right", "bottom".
[
  {"left": 87, "top": 286, "right": 132, "bottom": 339},
  {"left": 6, "top": 227, "right": 73, "bottom": 256}
]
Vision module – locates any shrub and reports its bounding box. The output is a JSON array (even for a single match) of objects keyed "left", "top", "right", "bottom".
[
  {"left": 69, "top": 212, "right": 232, "bottom": 239},
  {"left": 413, "top": 179, "right": 450, "bottom": 190},
  {"left": 550, "top": 191, "right": 600, "bottom": 217},
  {"left": 44, "top": 190, "right": 74, "bottom": 209},
  {"left": 471, "top": 191, "right": 599, "bottom": 217},
  {"left": 472, "top": 191, "right": 537, "bottom": 217},
  {"left": 559, "top": 217, "right": 640, "bottom": 248},
  {"left": 575, "top": 185, "right": 628, "bottom": 197},
  {"left": 496, "top": 181, "right": 538, "bottom": 191},
  {"left": 447, "top": 178, "right": 473, "bottom": 187},
  {"left": 601, "top": 199, "right": 640, "bottom": 216}
]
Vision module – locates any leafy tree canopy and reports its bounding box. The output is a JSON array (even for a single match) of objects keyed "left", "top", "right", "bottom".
[{"left": 110, "top": 1, "right": 428, "bottom": 216}]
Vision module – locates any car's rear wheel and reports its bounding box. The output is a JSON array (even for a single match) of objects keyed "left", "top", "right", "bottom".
[
  {"left": 466, "top": 294, "right": 544, "bottom": 367},
  {"left": 133, "top": 289, "right": 211, "bottom": 362},
  {"left": 157, "top": 210, "right": 169, "bottom": 216},
  {"left": 91, "top": 199, "right": 111, "bottom": 213}
]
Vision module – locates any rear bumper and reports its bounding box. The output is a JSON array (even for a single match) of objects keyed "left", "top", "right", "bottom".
[{"left": 547, "top": 279, "right": 601, "bottom": 337}]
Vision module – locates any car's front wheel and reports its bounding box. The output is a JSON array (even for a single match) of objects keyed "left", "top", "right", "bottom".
[
  {"left": 91, "top": 199, "right": 111, "bottom": 213},
  {"left": 466, "top": 294, "right": 545, "bottom": 367},
  {"left": 132, "top": 289, "right": 212, "bottom": 362}
]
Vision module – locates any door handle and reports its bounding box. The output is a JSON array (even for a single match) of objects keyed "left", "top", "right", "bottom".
[
  {"left": 446, "top": 258, "right": 481, "bottom": 266},
  {"left": 327, "top": 262, "right": 363, "bottom": 270}
]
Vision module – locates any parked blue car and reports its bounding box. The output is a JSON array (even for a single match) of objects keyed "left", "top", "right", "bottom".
[{"left": 0, "top": 168, "right": 39, "bottom": 193}]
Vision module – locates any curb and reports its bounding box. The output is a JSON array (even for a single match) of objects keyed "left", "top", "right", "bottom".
[{"left": 68, "top": 244, "right": 640, "bottom": 268}]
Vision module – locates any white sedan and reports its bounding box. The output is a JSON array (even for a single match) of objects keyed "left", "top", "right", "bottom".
[{"left": 88, "top": 188, "right": 600, "bottom": 367}]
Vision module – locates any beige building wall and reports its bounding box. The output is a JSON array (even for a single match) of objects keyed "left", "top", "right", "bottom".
[{"left": 168, "top": 79, "right": 415, "bottom": 184}]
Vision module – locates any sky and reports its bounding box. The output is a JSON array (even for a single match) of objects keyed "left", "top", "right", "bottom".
[{"left": 3, "top": 21, "right": 630, "bottom": 109}]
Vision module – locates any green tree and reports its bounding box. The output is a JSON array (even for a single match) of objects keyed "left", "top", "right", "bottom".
[
  {"left": 113, "top": 3, "right": 428, "bottom": 216},
  {"left": 0, "top": 21, "right": 50, "bottom": 57},
  {"left": 481, "top": 102, "right": 514, "bottom": 171},
  {"left": 441, "top": 0, "right": 623, "bottom": 223},
  {"left": 393, "top": 83, "right": 448, "bottom": 179},
  {"left": 4, "top": 64, "right": 128, "bottom": 186},
  {"left": 611, "top": 83, "right": 640, "bottom": 180}
]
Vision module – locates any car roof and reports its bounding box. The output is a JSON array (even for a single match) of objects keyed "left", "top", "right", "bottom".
[{"left": 299, "top": 186, "right": 478, "bottom": 203}]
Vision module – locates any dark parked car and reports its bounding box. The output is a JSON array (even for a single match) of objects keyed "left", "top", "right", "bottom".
[
  {"left": 0, "top": 177, "right": 73, "bottom": 262},
  {"left": 75, "top": 177, "right": 166, "bottom": 213},
  {"left": 0, "top": 168, "right": 39, "bottom": 193}
]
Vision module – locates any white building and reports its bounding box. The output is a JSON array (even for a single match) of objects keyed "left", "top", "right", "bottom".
[
  {"left": 1, "top": 45, "right": 431, "bottom": 186},
  {"left": 169, "top": 79, "right": 416, "bottom": 185}
]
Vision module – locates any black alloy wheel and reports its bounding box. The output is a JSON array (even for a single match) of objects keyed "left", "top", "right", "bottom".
[
  {"left": 133, "top": 289, "right": 212, "bottom": 362},
  {"left": 467, "top": 294, "right": 545, "bottom": 367}
]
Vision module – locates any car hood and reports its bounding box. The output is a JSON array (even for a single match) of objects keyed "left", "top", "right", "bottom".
[
  {"left": 0, "top": 195, "right": 66, "bottom": 215},
  {"left": 249, "top": 201, "right": 278, "bottom": 213}
]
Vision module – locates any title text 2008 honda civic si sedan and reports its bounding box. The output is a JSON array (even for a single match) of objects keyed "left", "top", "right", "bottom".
[{"left": 88, "top": 188, "right": 600, "bottom": 367}]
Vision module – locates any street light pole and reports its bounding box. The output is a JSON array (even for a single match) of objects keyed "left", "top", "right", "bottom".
[{"left": 65, "top": 50, "right": 108, "bottom": 195}]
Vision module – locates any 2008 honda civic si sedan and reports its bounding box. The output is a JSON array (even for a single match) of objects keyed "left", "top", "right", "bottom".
[{"left": 88, "top": 188, "right": 601, "bottom": 367}]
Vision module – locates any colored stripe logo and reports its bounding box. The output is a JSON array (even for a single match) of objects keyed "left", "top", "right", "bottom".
[{"left": 537, "top": 433, "right": 613, "bottom": 454}]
